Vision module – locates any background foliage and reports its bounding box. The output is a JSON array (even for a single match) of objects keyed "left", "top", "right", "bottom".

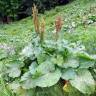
[{"left": 0, "top": 0, "right": 72, "bottom": 22}]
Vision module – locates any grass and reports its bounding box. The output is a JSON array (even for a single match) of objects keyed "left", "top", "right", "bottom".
[
  {"left": 0, "top": 0, "right": 96, "bottom": 96},
  {"left": 0, "top": 0, "right": 96, "bottom": 53}
]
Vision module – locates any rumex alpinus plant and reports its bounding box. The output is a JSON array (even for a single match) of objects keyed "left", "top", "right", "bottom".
[{"left": 0, "top": 5, "right": 96, "bottom": 96}]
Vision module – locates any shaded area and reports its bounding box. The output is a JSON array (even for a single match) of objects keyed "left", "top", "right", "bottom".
[{"left": 0, "top": 0, "right": 72, "bottom": 23}]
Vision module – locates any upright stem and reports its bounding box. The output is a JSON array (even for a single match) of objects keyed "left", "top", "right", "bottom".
[
  {"left": 32, "top": 4, "right": 40, "bottom": 34},
  {"left": 55, "top": 16, "right": 63, "bottom": 41},
  {"left": 40, "top": 17, "right": 45, "bottom": 43}
]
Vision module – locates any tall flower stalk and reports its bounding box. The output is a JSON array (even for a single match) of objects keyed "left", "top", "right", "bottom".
[
  {"left": 55, "top": 16, "right": 63, "bottom": 40},
  {"left": 40, "top": 17, "right": 45, "bottom": 42},
  {"left": 32, "top": 4, "right": 40, "bottom": 34}
]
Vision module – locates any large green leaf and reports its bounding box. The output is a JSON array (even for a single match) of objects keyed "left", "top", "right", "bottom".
[
  {"left": 21, "top": 72, "right": 31, "bottom": 81},
  {"left": 77, "top": 52, "right": 94, "bottom": 60},
  {"left": 51, "top": 55, "right": 64, "bottom": 67},
  {"left": 63, "top": 58, "right": 79, "bottom": 68},
  {"left": 21, "top": 69, "right": 61, "bottom": 89},
  {"left": 6, "top": 60, "right": 24, "bottom": 78},
  {"left": 37, "top": 53, "right": 48, "bottom": 64},
  {"left": 9, "top": 82, "right": 20, "bottom": 93},
  {"left": 6, "top": 60, "right": 24, "bottom": 68},
  {"left": 21, "top": 43, "right": 35, "bottom": 59},
  {"left": 35, "top": 60, "right": 55, "bottom": 75},
  {"left": 44, "top": 40, "right": 56, "bottom": 53},
  {"left": 29, "top": 60, "right": 55, "bottom": 77},
  {"left": 8, "top": 67, "right": 21, "bottom": 78},
  {"left": 21, "top": 72, "right": 37, "bottom": 89},
  {"left": 61, "top": 68, "right": 77, "bottom": 80},
  {"left": 79, "top": 58, "right": 95, "bottom": 68},
  {"left": 36, "top": 69, "right": 61, "bottom": 87},
  {"left": 70, "top": 69, "right": 95, "bottom": 94},
  {"left": 29, "top": 62, "right": 38, "bottom": 75}
]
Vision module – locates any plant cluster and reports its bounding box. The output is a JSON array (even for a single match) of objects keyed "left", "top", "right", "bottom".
[{"left": 0, "top": 5, "right": 96, "bottom": 96}]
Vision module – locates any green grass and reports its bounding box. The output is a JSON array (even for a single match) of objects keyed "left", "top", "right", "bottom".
[
  {"left": 0, "top": 0, "right": 96, "bottom": 96},
  {"left": 0, "top": 0, "right": 96, "bottom": 54}
]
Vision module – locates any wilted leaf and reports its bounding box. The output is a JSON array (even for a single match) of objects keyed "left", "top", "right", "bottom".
[{"left": 63, "top": 82, "right": 73, "bottom": 93}]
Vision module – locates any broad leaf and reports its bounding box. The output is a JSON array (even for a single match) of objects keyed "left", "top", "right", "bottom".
[
  {"left": 63, "top": 58, "right": 79, "bottom": 68},
  {"left": 6, "top": 60, "right": 24, "bottom": 68},
  {"left": 21, "top": 72, "right": 31, "bottom": 81},
  {"left": 79, "top": 58, "right": 95, "bottom": 68},
  {"left": 37, "top": 53, "right": 48, "bottom": 64},
  {"left": 8, "top": 67, "right": 21, "bottom": 78},
  {"left": 9, "top": 82, "right": 20, "bottom": 92},
  {"left": 51, "top": 55, "right": 64, "bottom": 67},
  {"left": 44, "top": 40, "right": 56, "bottom": 53},
  {"left": 35, "top": 60, "right": 55, "bottom": 75},
  {"left": 21, "top": 78, "right": 37, "bottom": 89},
  {"left": 21, "top": 69, "right": 61, "bottom": 89},
  {"left": 77, "top": 52, "right": 94, "bottom": 60},
  {"left": 61, "top": 68, "right": 77, "bottom": 80},
  {"left": 36, "top": 69, "right": 61, "bottom": 87},
  {"left": 70, "top": 69, "right": 95, "bottom": 94},
  {"left": 29, "top": 62, "right": 38, "bottom": 74},
  {"left": 21, "top": 43, "right": 35, "bottom": 59}
]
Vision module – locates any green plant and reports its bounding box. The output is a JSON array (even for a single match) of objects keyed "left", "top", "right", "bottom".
[
  {"left": 0, "top": 2, "right": 96, "bottom": 95},
  {"left": 0, "top": 30, "right": 96, "bottom": 95}
]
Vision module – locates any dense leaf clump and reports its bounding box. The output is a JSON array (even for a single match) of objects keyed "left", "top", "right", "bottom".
[{"left": 0, "top": 35, "right": 96, "bottom": 95}]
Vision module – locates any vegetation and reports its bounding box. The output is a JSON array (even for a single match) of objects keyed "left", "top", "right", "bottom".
[
  {"left": 0, "top": 0, "right": 22, "bottom": 22},
  {"left": 0, "top": 0, "right": 72, "bottom": 22},
  {"left": 0, "top": 0, "right": 96, "bottom": 96}
]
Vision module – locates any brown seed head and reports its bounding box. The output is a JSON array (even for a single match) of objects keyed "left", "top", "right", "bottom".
[
  {"left": 55, "top": 16, "right": 63, "bottom": 32},
  {"left": 40, "top": 17, "right": 45, "bottom": 42},
  {"left": 32, "top": 4, "right": 40, "bottom": 33}
]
